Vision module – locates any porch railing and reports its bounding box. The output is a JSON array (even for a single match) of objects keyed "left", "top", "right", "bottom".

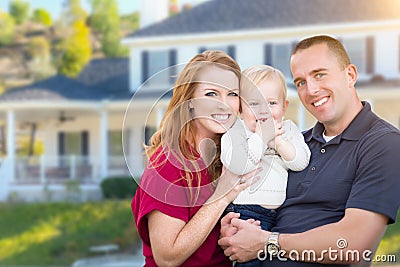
[{"left": 13, "top": 155, "right": 130, "bottom": 185}]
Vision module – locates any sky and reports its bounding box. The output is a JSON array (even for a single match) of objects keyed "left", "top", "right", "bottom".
[{"left": 0, "top": 0, "right": 208, "bottom": 18}]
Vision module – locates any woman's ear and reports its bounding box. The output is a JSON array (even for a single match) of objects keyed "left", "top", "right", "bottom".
[{"left": 188, "top": 100, "right": 193, "bottom": 109}]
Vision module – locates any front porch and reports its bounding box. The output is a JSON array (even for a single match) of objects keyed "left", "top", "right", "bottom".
[{"left": 0, "top": 154, "right": 131, "bottom": 202}]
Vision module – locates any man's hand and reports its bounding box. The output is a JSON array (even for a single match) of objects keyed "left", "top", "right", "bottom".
[{"left": 219, "top": 217, "right": 269, "bottom": 262}]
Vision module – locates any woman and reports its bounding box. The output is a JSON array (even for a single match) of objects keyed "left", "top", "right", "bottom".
[{"left": 132, "top": 50, "right": 260, "bottom": 266}]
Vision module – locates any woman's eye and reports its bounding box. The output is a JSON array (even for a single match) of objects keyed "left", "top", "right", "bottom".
[
  {"left": 205, "top": 92, "right": 217, "bottom": 96},
  {"left": 316, "top": 73, "right": 325, "bottom": 79},
  {"left": 228, "top": 91, "right": 238, "bottom": 96}
]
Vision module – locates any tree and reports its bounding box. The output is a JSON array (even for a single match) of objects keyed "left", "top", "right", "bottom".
[
  {"left": 56, "top": 0, "right": 91, "bottom": 77},
  {"left": 9, "top": 0, "right": 30, "bottom": 25},
  {"left": 0, "top": 10, "right": 15, "bottom": 46},
  {"left": 89, "top": 0, "right": 128, "bottom": 57},
  {"left": 27, "top": 37, "right": 56, "bottom": 80},
  {"left": 32, "top": 8, "right": 52, "bottom": 26},
  {"left": 58, "top": 20, "right": 91, "bottom": 77}
]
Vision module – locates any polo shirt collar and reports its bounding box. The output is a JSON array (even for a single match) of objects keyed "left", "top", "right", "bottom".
[{"left": 306, "top": 101, "right": 372, "bottom": 143}]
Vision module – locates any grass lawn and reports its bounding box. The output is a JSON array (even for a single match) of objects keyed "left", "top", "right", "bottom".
[
  {"left": 375, "top": 210, "right": 400, "bottom": 264},
  {"left": 0, "top": 201, "right": 399, "bottom": 266},
  {"left": 0, "top": 200, "right": 138, "bottom": 266}
]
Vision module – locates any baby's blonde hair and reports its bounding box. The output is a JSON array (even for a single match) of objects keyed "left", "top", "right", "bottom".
[{"left": 241, "top": 65, "right": 288, "bottom": 100}]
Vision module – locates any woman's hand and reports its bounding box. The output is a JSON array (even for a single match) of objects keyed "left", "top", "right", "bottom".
[{"left": 208, "top": 166, "right": 261, "bottom": 205}]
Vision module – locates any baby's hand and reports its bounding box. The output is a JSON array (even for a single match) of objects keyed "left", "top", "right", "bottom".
[{"left": 268, "top": 121, "right": 285, "bottom": 149}]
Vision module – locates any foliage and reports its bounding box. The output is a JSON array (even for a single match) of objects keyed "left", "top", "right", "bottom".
[
  {"left": 375, "top": 210, "right": 400, "bottom": 261},
  {"left": 57, "top": 19, "right": 91, "bottom": 77},
  {"left": 27, "top": 36, "right": 56, "bottom": 80},
  {"left": 0, "top": 78, "right": 5, "bottom": 94},
  {"left": 32, "top": 8, "right": 52, "bottom": 26},
  {"left": 28, "top": 36, "right": 50, "bottom": 58},
  {"left": 120, "top": 11, "right": 140, "bottom": 33},
  {"left": 9, "top": 0, "right": 30, "bottom": 25},
  {"left": 88, "top": 0, "right": 128, "bottom": 57},
  {"left": 0, "top": 200, "right": 138, "bottom": 266},
  {"left": 0, "top": 10, "right": 15, "bottom": 46},
  {"left": 101, "top": 177, "right": 138, "bottom": 199},
  {"left": 56, "top": 0, "right": 91, "bottom": 77},
  {"left": 61, "top": 0, "right": 87, "bottom": 25},
  {"left": 16, "top": 137, "right": 44, "bottom": 156}
]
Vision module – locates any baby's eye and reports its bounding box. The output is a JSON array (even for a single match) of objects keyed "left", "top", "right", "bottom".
[
  {"left": 205, "top": 92, "right": 217, "bottom": 96},
  {"left": 268, "top": 101, "right": 278, "bottom": 106},
  {"left": 249, "top": 102, "right": 259, "bottom": 106}
]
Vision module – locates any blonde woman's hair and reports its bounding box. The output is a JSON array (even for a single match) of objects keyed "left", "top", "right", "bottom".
[
  {"left": 241, "top": 65, "right": 288, "bottom": 100},
  {"left": 145, "top": 50, "right": 240, "bottom": 204}
]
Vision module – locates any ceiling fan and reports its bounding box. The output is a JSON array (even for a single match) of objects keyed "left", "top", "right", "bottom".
[{"left": 57, "top": 111, "right": 75, "bottom": 124}]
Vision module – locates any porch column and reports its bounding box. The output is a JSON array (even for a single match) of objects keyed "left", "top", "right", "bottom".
[
  {"left": 297, "top": 103, "right": 306, "bottom": 131},
  {"left": 130, "top": 125, "right": 144, "bottom": 178},
  {"left": 156, "top": 107, "right": 164, "bottom": 127},
  {"left": 7, "top": 110, "right": 16, "bottom": 182},
  {"left": 100, "top": 109, "right": 108, "bottom": 179}
]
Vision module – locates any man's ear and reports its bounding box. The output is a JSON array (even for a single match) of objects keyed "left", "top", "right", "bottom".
[{"left": 347, "top": 64, "right": 358, "bottom": 87}]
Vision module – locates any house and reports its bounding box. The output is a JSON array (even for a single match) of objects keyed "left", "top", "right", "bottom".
[{"left": 1, "top": 0, "right": 400, "bottom": 202}]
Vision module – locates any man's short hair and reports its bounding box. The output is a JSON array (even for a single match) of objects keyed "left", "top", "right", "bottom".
[{"left": 292, "top": 35, "right": 351, "bottom": 69}]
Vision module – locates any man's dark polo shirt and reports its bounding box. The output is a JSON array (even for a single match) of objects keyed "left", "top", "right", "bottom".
[{"left": 265, "top": 102, "right": 400, "bottom": 267}]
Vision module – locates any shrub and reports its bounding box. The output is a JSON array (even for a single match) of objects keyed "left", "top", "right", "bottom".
[{"left": 100, "top": 177, "right": 138, "bottom": 199}]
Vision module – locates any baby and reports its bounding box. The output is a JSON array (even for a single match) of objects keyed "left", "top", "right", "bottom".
[{"left": 221, "top": 65, "right": 311, "bottom": 266}]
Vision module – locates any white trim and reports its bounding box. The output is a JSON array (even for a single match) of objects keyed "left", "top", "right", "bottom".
[
  {"left": 7, "top": 110, "right": 15, "bottom": 182},
  {"left": 122, "top": 20, "right": 400, "bottom": 47},
  {"left": 100, "top": 109, "right": 109, "bottom": 179}
]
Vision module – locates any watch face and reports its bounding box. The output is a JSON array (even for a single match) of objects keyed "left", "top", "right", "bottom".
[{"left": 267, "top": 244, "right": 279, "bottom": 256}]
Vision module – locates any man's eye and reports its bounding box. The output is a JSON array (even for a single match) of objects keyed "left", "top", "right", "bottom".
[
  {"left": 297, "top": 81, "right": 306, "bottom": 88},
  {"left": 316, "top": 73, "right": 325, "bottom": 79}
]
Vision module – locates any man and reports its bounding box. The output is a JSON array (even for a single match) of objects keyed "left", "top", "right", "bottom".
[{"left": 218, "top": 35, "right": 400, "bottom": 266}]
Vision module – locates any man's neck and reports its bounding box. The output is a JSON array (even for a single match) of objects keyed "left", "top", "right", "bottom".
[{"left": 324, "top": 101, "right": 363, "bottom": 136}]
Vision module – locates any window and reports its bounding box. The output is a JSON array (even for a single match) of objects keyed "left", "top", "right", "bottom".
[
  {"left": 108, "top": 130, "right": 129, "bottom": 156},
  {"left": 58, "top": 131, "right": 88, "bottom": 156},
  {"left": 144, "top": 126, "right": 157, "bottom": 146},
  {"left": 199, "top": 45, "right": 236, "bottom": 59},
  {"left": 141, "top": 49, "right": 177, "bottom": 85},
  {"left": 65, "top": 132, "right": 81, "bottom": 155},
  {"left": 264, "top": 43, "right": 293, "bottom": 81},
  {"left": 342, "top": 37, "right": 372, "bottom": 75},
  {"left": 272, "top": 44, "right": 292, "bottom": 78}
]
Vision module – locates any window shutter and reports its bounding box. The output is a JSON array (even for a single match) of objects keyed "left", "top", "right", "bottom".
[
  {"left": 169, "top": 49, "right": 177, "bottom": 84},
  {"left": 81, "top": 131, "right": 89, "bottom": 156},
  {"left": 366, "top": 36, "right": 374, "bottom": 74},
  {"left": 141, "top": 50, "right": 149, "bottom": 83},
  {"left": 58, "top": 132, "right": 65, "bottom": 156},
  {"left": 264, "top": 44, "right": 272, "bottom": 65},
  {"left": 227, "top": 45, "right": 236, "bottom": 60}
]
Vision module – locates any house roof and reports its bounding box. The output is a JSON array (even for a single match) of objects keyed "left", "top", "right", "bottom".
[
  {"left": 0, "top": 75, "right": 92, "bottom": 102},
  {"left": 0, "top": 58, "right": 132, "bottom": 103},
  {"left": 128, "top": 0, "right": 400, "bottom": 38}
]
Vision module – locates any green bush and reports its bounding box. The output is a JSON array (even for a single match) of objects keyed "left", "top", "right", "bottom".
[{"left": 101, "top": 177, "right": 138, "bottom": 199}]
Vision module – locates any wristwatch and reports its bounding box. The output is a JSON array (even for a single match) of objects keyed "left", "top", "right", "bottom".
[{"left": 266, "top": 232, "right": 280, "bottom": 257}]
